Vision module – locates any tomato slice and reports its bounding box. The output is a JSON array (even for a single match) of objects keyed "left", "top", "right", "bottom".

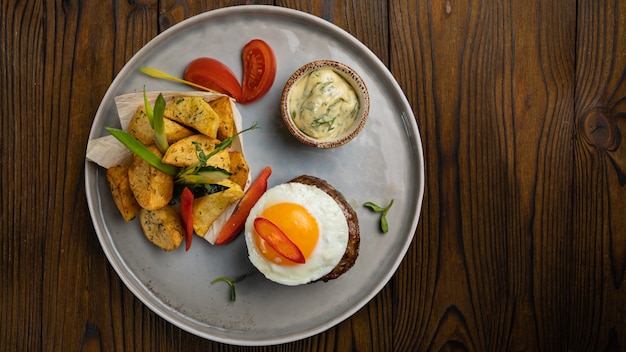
[
  {"left": 253, "top": 217, "right": 305, "bottom": 264},
  {"left": 183, "top": 57, "right": 242, "bottom": 101},
  {"left": 241, "top": 39, "right": 277, "bottom": 104}
]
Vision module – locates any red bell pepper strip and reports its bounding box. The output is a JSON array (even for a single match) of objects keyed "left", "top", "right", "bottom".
[
  {"left": 215, "top": 166, "right": 272, "bottom": 245},
  {"left": 180, "top": 187, "right": 194, "bottom": 251},
  {"left": 253, "top": 217, "right": 305, "bottom": 264}
]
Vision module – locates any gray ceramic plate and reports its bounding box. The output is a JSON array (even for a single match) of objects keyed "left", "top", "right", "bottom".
[{"left": 85, "top": 5, "right": 424, "bottom": 346}]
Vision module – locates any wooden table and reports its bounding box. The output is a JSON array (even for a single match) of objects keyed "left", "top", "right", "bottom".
[{"left": 3, "top": 1, "right": 626, "bottom": 351}]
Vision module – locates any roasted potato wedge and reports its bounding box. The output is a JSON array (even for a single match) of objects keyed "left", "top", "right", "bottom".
[
  {"left": 161, "top": 134, "right": 230, "bottom": 169},
  {"left": 163, "top": 96, "right": 220, "bottom": 138},
  {"left": 106, "top": 164, "right": 141, "bottom": 221},
  {"left": 127, "top": 106, "right": 195, "bottom": 145},
  {"left": 139, "top": 206, "right": 184, "bottom": 251},
  {"left": 128, "top": 145, "right": 174, "bottom": 210},
  {"left": 228, "top": 151, "right": 249, "bottom": 189},
  {"left": 193, "top": 179, "right": 244, "bottom": 236},
  {"left": 209, "top": 96, "right": 236, "bottom": 140}
]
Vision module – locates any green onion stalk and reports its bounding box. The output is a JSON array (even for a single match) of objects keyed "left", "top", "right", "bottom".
[{"left": 104, "top": 127, "right": 179, "bottom": 176}]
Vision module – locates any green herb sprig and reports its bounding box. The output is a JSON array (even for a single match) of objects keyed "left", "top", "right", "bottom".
[
  {"left": 211, "top": 274, "right": 247, "bottom": 301},
  {"left": 364, "top": 199, "right": 394, "bottom": 233},
  {"left": 175, "top": 122, "right": 259, "bottom": 183}
]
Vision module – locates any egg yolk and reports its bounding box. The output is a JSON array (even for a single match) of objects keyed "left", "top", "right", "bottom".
[{"left": 253, "top": 202, "right": 319, "bottom": 265}]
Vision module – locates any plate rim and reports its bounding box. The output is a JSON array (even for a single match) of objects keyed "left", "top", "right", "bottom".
[{"left": 85, "top": 4, "right": 425, "bottom": 346}]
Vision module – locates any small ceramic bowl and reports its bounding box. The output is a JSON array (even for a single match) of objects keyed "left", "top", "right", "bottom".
[{"left": 281, "top": 60, "right": 370, "bottom": 148}]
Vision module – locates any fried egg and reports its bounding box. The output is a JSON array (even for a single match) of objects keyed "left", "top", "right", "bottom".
[{"left": 244, "top": 182, "right": 349, "bottom": 286}]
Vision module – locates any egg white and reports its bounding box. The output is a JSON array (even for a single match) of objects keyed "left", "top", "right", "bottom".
[{"left": 244, "top": 182, "right": 349, "bottom": 286}]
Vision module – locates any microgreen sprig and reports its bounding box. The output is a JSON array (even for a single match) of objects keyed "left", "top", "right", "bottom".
[
  {"left": 211, "top": 274, "right": 247, "bottom": 301},
  {"left": 364, "top": 199, "right": 394, "bottom": 233}
]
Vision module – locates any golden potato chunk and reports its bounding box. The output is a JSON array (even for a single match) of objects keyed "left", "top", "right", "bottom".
[
  {"left": 139, "top": 206, "right": 184, "bottom": 251},
  {"left": 163, "top": 96, "right": 220, "bottom": 138},
  {"left": 127, "top": 106, "right": 195, "bottom": 145},
  {"left": 209, "top": 96, "right": 236, "bottom": 140},
  {"left": 161, "top": 134, "right": 230, "bottom": 169},
  {"left": 128, "top": 145, "right": 174, "bottom": 210},
  {"left": 193, "top": 179, "right": 244, "bottom": 236},
  {"left": 228, "top": 151, "right": 249, "bottom": 190},
  {"left": 106, "top": 165, "right": 141, "bottom": 221}
]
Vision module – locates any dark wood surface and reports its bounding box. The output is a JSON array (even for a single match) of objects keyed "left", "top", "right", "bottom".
[{"left": 3, "top": 0, "right": 626, "bottom": 351}]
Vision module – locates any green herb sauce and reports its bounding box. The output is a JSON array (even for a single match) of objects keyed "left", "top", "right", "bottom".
[{"left": 288, "top": 68, "right": 359, "bottom": 139}]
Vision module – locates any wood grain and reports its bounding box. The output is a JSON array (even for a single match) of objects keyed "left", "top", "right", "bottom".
[
  {"left": 2, "top": 0, "right": 626, "bottom": 351},
  {"left": 573, "top": 0, "right": 626, "bottom": 351}
]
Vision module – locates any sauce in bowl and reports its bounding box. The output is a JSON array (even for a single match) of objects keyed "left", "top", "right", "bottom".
[{"left": 288, "top": 68, "right": 359, "bottom": 139}]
